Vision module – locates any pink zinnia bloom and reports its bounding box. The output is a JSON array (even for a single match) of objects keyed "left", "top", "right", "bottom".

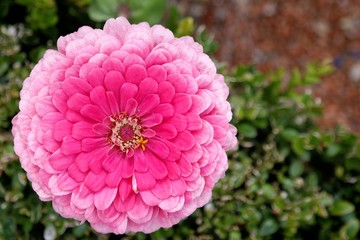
[{"left": 12, "top": 17, "right": 237, "bottom": 234}]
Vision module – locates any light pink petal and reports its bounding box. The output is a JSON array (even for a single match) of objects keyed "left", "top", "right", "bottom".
[
  {"left": 63, "top": 76, "right": 92, "bottom": 96},
  {"left": 57, "top": 173, "right": 78, "bottom": 191},
  {"left": 68, "top": 163, "right": 86, "bottom": 182},
  {"left": 94, "top": 187, "right": 117, "bottom": 210},
  {"left": 171, "top": 178, "right": 187, "bottom": 196},
  {"left": 140, "top": 190, "right": 161, "bottom": 206},
  {"left": 71, "top": 185, "right": 93, "bottom": 209},
  {"left": 186, "top": 113, "right": 203, "bottom": 131},
  {"left": 52, "top": 89, "right": 68, "bottom": 113},
  {"left": 114, "top": 192, "right": 136, "bottom": 212},
  {"left": 127, "top": 196, "right": 150, "bottom": 222},
  {"left": 158, "top": 196, "right": 180, "bottom": 211}
]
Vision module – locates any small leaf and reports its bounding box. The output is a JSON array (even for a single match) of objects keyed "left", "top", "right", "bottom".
[
  {"left": 259, "top": 218, "right": 279, "bottom": 236},
  {"left": 340, "top": 218, "right": 360, "bottom": 238},
  {"left": 329, "top": 200, "right": 355, "bottom": 216},
  {"left": 238, "top": 123, "right": 257, "bottom": 138},
  {"left": 289, "top": 159, "right": 304, "bottom": 178}
]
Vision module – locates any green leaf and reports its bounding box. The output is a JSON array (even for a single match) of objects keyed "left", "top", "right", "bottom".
[
  {"left": 326, "top": 143, "right": 341, "bottom": 158},
  {"left": 238, "top": 123, "right": 257, "bottom": 138},
  {"left": 289, "top": 159, "right": 304, "bottom": 178},
  {"left": 329, "top": 200, "right": 355, "bottom": 216},
  {"left": 88, "top": 0, "right": 123, "bottom": 22},
  {"left": 259, "top": 218, "right": 279, "bottom": 236},
  {"left": 345, "top": 157, "right": 360, "bottom": 172},
  {"left": 340, "top": 219, "right": 360, "bottom": 238},
  {"left": 129, "top": 0, "right": 166, "bottom": 25}
]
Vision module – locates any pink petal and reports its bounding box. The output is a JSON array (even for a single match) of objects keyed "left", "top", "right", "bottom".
[
  {"left": 172, "top": 93, "right": 192, "bottom": 114},
  {"left": 102, "top": 152, "right": 122, "bottom": 172},
  {"left": 87, "top": 68, "right": 106, "bottom": 87},
  {"left": 61, "top": 136, "right": 82, "bottom": 155},
  {"left": 125, "top": 64, "right": 147, "bottom": 84},
  {"left": 88, "top": 147, "right": 107, "bottom": 174},
  {"left": 178, "top": 155, "right": 193, "bottom": 177},
  {"left": 102, "top": 57, "right": 125, "bottom": 73},
  {"left": 168, "top": 74, "right": 188, "bottom": 92},
  {"left": 133, "top": 150, "right": 148, "bottom": 172},
  {"left": 184, "top": 142, "right": 203, "bottom": 163},
  {"left": 141, "top": 114, "right": 163, "bottom": 127},
  {"left": 147, "top": 65, "right": 167, "bottom": 82},
  {"left": 90, "top": 86, "right": 111, "bottom": 115},
  {"left": 125, "top": 98, "right": 138, "bottom": 116},
  {"left": 75, "top": 152, "right": 90, "bottom": 173},
  {"left": 106, "top": 91, "right": 120, "bottom": 115},
  {"left": 164, "top": 161, "right": 181, "bottom": 180},
  {"left": 57, "top": 173, "right": 78, "bottom": 191},
  {"left": 136, "top": 94, "right": 160, "bottom": 117},
  {"left": 151, "top": 178, "right": 172, "bottom": 199},
  {"left": 192, "top": 121, "right": 214, "bottom": 145},
  {"left": 140, "top": 190, "right": 161, "bottom": 206},
  {"left": 71, "top": 185, "right": 93, "bottom": 209},
  {"left": 63, "top": 76, "right": 92, "bottom": 96},
  {"left": 146, "top": 138, "right": 170, "bottom": 160},
  {"left": 186, "top": 113, "right": 203, "bottom": 131},
  {"left": 49, "top": 149, "right": 74, "bottom": 171},
  {"left": 146, "top": 151, "right": 168, "bottom": 180},
  {"left": 94, "top": 187, "right": 117, "bottom": 210},
  {"left": 68, "top": 163, "right": 86, "bottom": 182},
  {"left": 118, "top": 157, "right": 134, "bottom": 178},
  {"left": 72, "top": 121, "right": 97, "bottom": 140},
  {"left": 67, "top": 93, "right": 90, "bottom": 112},
  {"left": 80, "top": 104, "right": 107, "bottom": 122},
  {"left": 84, "top": 170, "right": 107, "bottom": 192},
  {"left": 53, "top": 119, "right": 72, "bottom": 141},
  {"left": 153, "top": 123, "right": 177, "bottom": 139},
  {"left": 118, "top": 178, "right": 132, "bottom": 202},
  {"left": 114, "top": 192, "right": 136, "bottom": 212},
  {"left": 158, "top": 196, "right": 180, "bottom": 211},
  {"left": 104, "top": 71, "right": 125, "bottom": 101},
  {"left": 166, "top": 113, "right": 187, "bottom": 132},
  {"left": 137, "top": 78, "right": 158, "bottom": 103},
  {"left": 135, "top": 171, "right": 156, "bottom": 190},
  {"left": 127, "top": 196, "right": 150, "bottom": 222},
  {"left": 52, "top": 89, "right": 68, "bottom": 113},
  {"left": 158, "top": 81, "right": 175, "bottom": 103},
  {"left": 171, "top": 178, "right": 187, "bottom": 196},
  {"left": 120, "top": 83, "right": 138, "bottom": 111},
  {"left": 153, "top": 103, "right": 175, "bottom": 118},
  {"left": 81, "top": 137, "right": 108, "bottom": 152},
  {"left": 173, "top": 131, "right": 195, "bottom": 151}
]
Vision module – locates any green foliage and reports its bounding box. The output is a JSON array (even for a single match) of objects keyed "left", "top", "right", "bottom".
[{"left": 0, "top": 0, "right": 360, "bottom": 239}]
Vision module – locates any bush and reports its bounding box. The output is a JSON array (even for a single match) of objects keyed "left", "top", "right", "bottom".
[{"left": 0, "top": 1, "right": 359, "bottom": 239}]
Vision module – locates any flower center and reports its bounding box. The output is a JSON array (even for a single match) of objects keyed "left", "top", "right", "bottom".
[{"left": 108, "top": 114, "right": 147, "bottom": 153}]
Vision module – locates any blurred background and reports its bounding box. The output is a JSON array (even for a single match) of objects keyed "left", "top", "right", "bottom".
[{"left": 0, "top": 0, "right": 359, "bottom": 239}]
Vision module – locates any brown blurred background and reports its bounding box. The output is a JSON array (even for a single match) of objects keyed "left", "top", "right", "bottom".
[{"left": 179, "top": 0, "right": 360, "bottom": 135}]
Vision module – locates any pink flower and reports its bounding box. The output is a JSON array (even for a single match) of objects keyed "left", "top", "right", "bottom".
[{"left": 12, "top": 17, "right": 237, "bottom": 234}]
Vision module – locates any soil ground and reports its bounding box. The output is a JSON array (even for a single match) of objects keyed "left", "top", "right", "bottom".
[{"left": 179, "top": 0, "right": 360, "bottom": 135}]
